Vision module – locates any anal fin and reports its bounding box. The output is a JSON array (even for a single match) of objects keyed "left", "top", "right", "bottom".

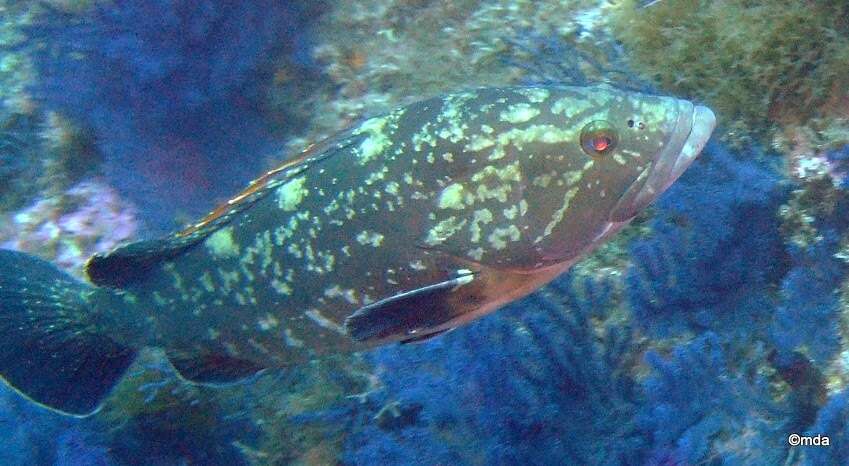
[{"left": 167, "top": 351, "right": 265, "bottom": 386}]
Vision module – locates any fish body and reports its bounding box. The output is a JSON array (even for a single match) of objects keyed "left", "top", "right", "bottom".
[{"left": 0, "top": 84, "right": 715, "bottom": 416}]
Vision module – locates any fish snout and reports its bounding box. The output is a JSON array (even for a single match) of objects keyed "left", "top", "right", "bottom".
[{"left": 609, "top": 101, "right": 716, "bottom": 222}]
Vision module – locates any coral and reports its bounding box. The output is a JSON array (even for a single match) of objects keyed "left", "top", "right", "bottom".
[
  {"left": 803, "top": 388, "right": 849, "bottom": 465},
  {"left": 238, "top": 356, "right": 372, "bottom": 464},
  {"left": 0, "top": 387, "right": 62, "bottom": 465},
  {"left": 774, "top": 175, "right": 849, "bottom": 373},
  {"left": 626, "top": 140, "right": 788, "bottom": 337},
  {"left": 54, "top": 427, "right": 114, "bottom": 466},
  {"left": 0, "top": 383, "right": 116, "bottom": 466},
  {"left": 624, "top": 137, "right": 849, "bottom": 462},
  {"left": 638, "top": 333, "right": 789, "bottom": 465},
  {"left": 0, "top": 179, "right": 138, "bottom": 277},
  {"left": 86, "top": 353, "right": 257, "bottom": 466},
  {"left": 613, "top": 0, "right": 849, "bottom": 145},
  {"left": 771, "top": 240, "right": 846, "bottom": 366},
  {"left": 773, "top": 121, "right": 849, "bottom": 187},
  {"left": 0, "top": 1, "right": 36, "bottom": 113},
  {"left": 344, "top": 274, "right": 647, "bottom": 465},
  {"left": 22, "top": 0, "right": 326, "bottom": 230},
  {"left": 106, "top": 403, "right": 250, "bottom": 466}
]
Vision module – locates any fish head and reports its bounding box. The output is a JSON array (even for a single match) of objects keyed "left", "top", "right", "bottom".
[
  {"left": 513, "top": 84, "right": 716, "bottom": 268},
  {"left": 419, "top": 85, "right": 714, "bottom": 271}
]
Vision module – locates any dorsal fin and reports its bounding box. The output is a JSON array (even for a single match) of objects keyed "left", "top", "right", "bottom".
[
  {"left": 86, "top": 129, "right": 364, "bottom": 288},
  {"left": 176, "top": 129, "right": 358, "bottom": 237}
]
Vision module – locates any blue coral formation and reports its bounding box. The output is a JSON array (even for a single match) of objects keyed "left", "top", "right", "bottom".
[
  {"left": 639, "top": 333, "right": 789, "bottom": 465},
  {"left": 804, "top": 389, "right": 849, "bottom": 465},
  {"left": 0, "top": 384, "right": 113, "bottom": 465},
  {"left": 626, "top": 140, "right": 789, "bottom": 338},
  {"left": 344, "top": 275, "right": 647, "bottom": 465},
  {"left": 771, "top": 236, "right": 846, "bottom": 367},
  {"left": 23, "top": 0, "right": 325, "bottom": 230}
]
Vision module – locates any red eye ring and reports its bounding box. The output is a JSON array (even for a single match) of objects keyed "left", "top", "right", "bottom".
[{"left": 580, "top": 121, "right": 618, "bottom": 157}]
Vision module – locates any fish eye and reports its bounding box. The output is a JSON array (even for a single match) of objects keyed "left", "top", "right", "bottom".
[{"left": 580, "top": 121, "right": 618, "bottom": 157}]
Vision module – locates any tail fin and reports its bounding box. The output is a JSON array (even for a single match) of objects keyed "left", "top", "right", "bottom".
[{"left": 0, "top": 249, "right": 137, "bottom": 417}]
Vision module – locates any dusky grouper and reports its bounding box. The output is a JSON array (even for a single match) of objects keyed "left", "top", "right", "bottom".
[{"left": 0, "top": 84, "right": 715, "bottom": 416}]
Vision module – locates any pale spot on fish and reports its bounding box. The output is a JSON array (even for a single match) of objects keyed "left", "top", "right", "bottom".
[
  {"left": 271, "top": 279, "right": 292, "bottom": 295},
  {"left": 488, "top": 225, "right": 521, "bottom": 250},
  {"left": 355, "top": 115, "right": 393, "bottom": 164},
  {"left": 205, "top": 226, "right": 239, "bottom": 258},
  {"left": 277, "top": 176, "right": 308, "bottom": 211},
  {"left": 438, "top": 183, "right": 467, "bottom": 210},
  {"left": 356, "top": 230, "right": 384, "bottom": 247},
  {"left": 409, "top": 260, "right": 427, "bottom": 271},
  {"left": 613, "top": 153, "right": 628, "bottom": 165},
  {"left": 305, "top": 309, "right": 345, "bottom": 334},
  {"left": 257, "top": 314, "right": 279, "bottom": 331},
  {"left": 385, "top": 181, "right": 400, "bottom": 196},
  {"left": 500, "top": 103, "right": 539, "bottom": 124},
  {"left": 537, "top": 187, "right": 580, "bottom": 242},
  {"left": 284, "top": 328, "right": 304, "bottom": 347},
  {"left": 425, "top": 217, "right": 467, "bottom": 246},
  {"left": 519, "top": 87, "right": 550, "bottom": 103},
  {"left": 470, "top": 208, "right": 493, "bottom": 243},
  {"left": 551, "top": 97, "right": 591, "bottom": 118},
  {"left": 324, "top": 285, "right": 359, "bottom": 304}
]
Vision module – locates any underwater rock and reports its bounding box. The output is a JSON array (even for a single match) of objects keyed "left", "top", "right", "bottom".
[
  {"left": 613, "top": 0, "right": 849, "bottom": 145},
  {"left": 0, "top": 179, "right": 138, "bottom": 277},
  {"left": 23, "top": 0, "right": 326, "bottom": 230}
]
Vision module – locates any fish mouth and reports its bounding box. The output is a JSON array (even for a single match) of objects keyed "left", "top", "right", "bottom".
[{"left": 609, "top": 101, "right": 716, "bottom": 222}]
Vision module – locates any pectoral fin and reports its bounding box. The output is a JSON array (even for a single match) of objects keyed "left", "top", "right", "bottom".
[{"left": 344, "top": 270, "right": 475, "bottom": 343}]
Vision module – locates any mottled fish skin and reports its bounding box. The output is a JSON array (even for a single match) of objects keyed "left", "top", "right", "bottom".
[{"left": 113, "top": 84, "right": 715, "bottom": 366}]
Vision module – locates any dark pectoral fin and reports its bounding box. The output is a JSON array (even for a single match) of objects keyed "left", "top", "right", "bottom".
[
  {"left": 167, "top": 351, "right": 265, "bottom": 386},
  {"left": 344, "top": 271, "right": 475, "bottom": 343}
]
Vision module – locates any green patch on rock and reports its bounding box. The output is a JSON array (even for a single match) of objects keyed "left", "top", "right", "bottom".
[{"left": 613, "top": 0, "right": 849, "bottom": 146}]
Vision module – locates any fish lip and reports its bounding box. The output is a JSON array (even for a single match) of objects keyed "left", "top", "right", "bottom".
[{"left": 609, "top": 101, "right": 716, "bottom": 222}]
